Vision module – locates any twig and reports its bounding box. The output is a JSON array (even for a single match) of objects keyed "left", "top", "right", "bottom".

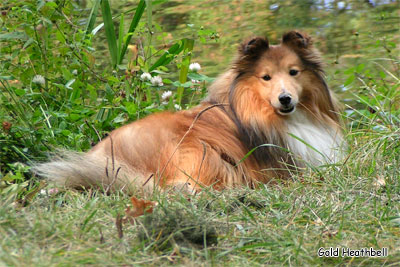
[
  {"left": 99, "top": 227, "right": 105, "bottom": 244},
  {"left": 61, "top": 10, "right": 79, "bottom": 29},
  {"left": 39, "top": 105, "right": 54, "bottom": 137},
  {"left": 85, "top": 120, "right": 102, "bottom": 142},
  {"left": 105, "top": 136, "right": 121, "bottom": 194},
  {"left": 191, "top": 141, "right": 207, "bottom": 194},
  {"left": 110, "top": 135, "right": 115, "bottom": 174},
  {"left": 105, "top": 166, "right": 121, "bottom": 195},
  {"left": 105, "top": 157, "right": 109, "bottom": 178},
  {"left": 142, "top": 173, "right": 154, "bottom": 187},
  {"left": 116, "top": 214, "right": 123, "bottom": 238}
]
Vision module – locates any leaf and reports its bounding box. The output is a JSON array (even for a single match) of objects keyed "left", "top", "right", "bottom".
[
  {"left": 0, "top": 76, "right": 15, "bottom": 80},
  {"left": 118, "top": 0, "right": 146, "bottom": 64},
  {"left": 117, "top": 13, "right": 124, "bottom": 64},
  {"left": 101, "top": 0, "right": 118, "bottom": 68},
  {"left": 177, "top": 38, "right": 195, "bottom": 104},
  {"left": 344, "top": 74, "right": 355, "bottom": 86},
  {"left": 15, "top": 89, "right": 26, "bottom": 96},
  {"left": 172, "top": 81, "right": 192, "bottom": 87},
  {"left": 124, "top": 196, "right": 157, "bottom": 219},
  {"left": 0, "top": 32, "right": 27, "bottom": 40},
  {"left": 85, "top": 0, "right": 101, "bottom": 36},
  {"left": 372, "top": 175, "right": 386, "bottom": 189},
  {"left": 92, "top": 22, "right": 104, "bottom": 35},
  {"left": 124, "top": 102, "right": 137, "bottom": 115},
  {"left": 356, "top": 63, "right": 365, "bottom": 73},
  {"left": 61, "top": 129, "right": 71, "bottom": 136},
  {"left": 188, "top": 72, "right": 215, "bottom": 82},
  {"left": 149, "top": 40, "right": 186, "bottom": 72},
  {"left": 65, "top": 79, "right": 76, "bottom": 89},
  {"left": 23, "top": 38, "right": 35, "bottom": 49},
  {"left": 81, "top": 210, "right": 98, "bottom": 232}
]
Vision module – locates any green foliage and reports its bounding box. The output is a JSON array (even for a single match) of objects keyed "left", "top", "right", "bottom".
[{"left": 0, "top": 0, "right": 213, "bottom": 176}]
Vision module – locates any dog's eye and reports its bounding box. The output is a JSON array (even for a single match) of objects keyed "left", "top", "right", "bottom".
[
  {"left": 289, "top": 69, "right": 299, "bottom": 76},
  {"left": 262, "top": 75, "right": 271, "bottom": 81}
]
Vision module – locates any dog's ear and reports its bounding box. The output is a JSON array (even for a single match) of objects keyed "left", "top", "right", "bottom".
[
  {"left": 282, "top": 31, "right": 324, "bottom": 73},
  {"left": 282, "top": 31, "right": 312, "bottom": 49},
  {"left": 240, "top": 37, "right": 269, "bottom": 56}
]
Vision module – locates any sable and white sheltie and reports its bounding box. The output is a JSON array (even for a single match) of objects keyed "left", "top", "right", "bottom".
[{"left": 34, "top": 31, "right": 344, "bottom": 194}]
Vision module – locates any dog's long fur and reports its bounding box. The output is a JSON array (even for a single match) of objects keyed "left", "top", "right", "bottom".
[{"left": 33, "top": 31, "right": 344, "bottom": 194}]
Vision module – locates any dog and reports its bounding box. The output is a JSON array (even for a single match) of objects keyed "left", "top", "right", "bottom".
[{"left": 33, "top": 31, "right": 344, "bottom": 194}]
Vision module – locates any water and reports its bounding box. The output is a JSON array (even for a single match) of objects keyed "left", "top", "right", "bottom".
[
  {"left": 152, "top": 1, "right": 397, "bottom": 70},
  {"left": 104, "top": 0, "right": 399, "bottom": 94}
]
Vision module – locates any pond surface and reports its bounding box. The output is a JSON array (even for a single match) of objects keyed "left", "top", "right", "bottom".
[
  {"left": 108, "top": 0, "right": 399, "bottom": 96},
  {"left": 152, "top": 0, "right": 398, "bottom": 73}
]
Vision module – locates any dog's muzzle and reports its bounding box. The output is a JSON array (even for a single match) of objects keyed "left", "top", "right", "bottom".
[{"left": 278, "top": 93, "right": 296, "bottom": 115}]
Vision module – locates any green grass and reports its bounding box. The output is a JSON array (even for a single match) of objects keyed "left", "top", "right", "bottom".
[{"left": 0, "top": 158, "right": 399, "bottom": 266}]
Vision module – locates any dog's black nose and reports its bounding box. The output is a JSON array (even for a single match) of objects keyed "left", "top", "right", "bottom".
[{"left": 278, "top": 93, "right": 292, "bottom": 105}]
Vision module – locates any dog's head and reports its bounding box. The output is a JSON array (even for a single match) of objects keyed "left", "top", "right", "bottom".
[{"left": 233, "top": 31, "right": 337, "bottom": 121}]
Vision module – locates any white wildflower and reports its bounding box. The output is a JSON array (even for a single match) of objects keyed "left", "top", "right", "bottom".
[
  {"left": 191, "top": 79, "right": 200, "bottom": 84},
  {"left": 174, "top": 104, "right": 181, "bottom": 110},
  {"left": 189, "top": 62, "right": 201, "bottom": 72},
  {"left": 140, "top": 72, "right": 152, "bottom": 81},
  {"left": 161, "top": 90, "right": 172, "bottom": 100},
  {"left": 161, "top": 101, "right": 168, "bottom": 105},
  {"left": 72, "top": 69, "right": 78, "bottom": 75},
  {"left": 32, "top": 75, "right": 45, "bottom": 86},
  {"left": 150, "top": 75, "right": 163, "bottom": 86}
]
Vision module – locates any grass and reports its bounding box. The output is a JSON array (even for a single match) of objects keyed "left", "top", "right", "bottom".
[{"left": 0, "top": 150, "right": 399, "bottom": 266}]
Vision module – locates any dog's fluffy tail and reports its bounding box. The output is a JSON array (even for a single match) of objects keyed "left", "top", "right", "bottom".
[{"left": 32, "top": 150, "right": 149, "bottom": 193}]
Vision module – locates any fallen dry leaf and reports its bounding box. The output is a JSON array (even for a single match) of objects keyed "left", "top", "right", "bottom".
[
  {"left": 125, "top": 196, "right": 157, "bottom": 218},
  {"left": 372, "top": 175, "right": 386, "bottom": 189},
  {"left": 117, "top": 197, "right": 158, "bottom": 238}
]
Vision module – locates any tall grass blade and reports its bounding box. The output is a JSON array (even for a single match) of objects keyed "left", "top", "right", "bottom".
[
  {"left": 85, "top": 0, "right": 101, "bottom": 36},
  {"left": 117, "top": 13, "right": 124, "bottom": 65},
  {"left": 236, "top": 144, "right": 289, "bottom": 166},
  {"left": 118, "top": 0, "right": 146, "bottom": 64},
  {"left": 101, "top": 0, "right": 118, "bottom": 68},
  {"left": 148, "top": 39, "right": 185, "bottom": 72},
  {"left": 145, "top": 0, "right": 153, "bottom": 60},
  {"left": 177, "top": 38, "right": 194, "bottom": 104}
]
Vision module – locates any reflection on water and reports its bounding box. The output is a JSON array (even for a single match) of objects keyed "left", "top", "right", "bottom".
[{"left": 152, "top": 0, "right": 398, "bottom": 77}]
